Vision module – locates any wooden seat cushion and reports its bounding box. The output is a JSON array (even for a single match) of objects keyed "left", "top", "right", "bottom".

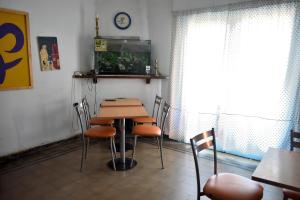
[
  {"left": 133, "top": 117, "right": 156, "bottom": 124},
  {"left": 283, "top": 189, "right": 300, "bottom": 199},
  {"left": 132, "top": 125, "right": 161, "bottom": 137},
  {"left": 89, "top": 117, "right": 113, "bottom": 126},
  {"left": 203, "top": 173, "right": 263, "bottom": 200},
  {"left": 85, "top": 127, "right": 116, "bottom": 138}
]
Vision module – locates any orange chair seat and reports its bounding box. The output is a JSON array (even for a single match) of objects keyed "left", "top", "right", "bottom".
[
  {"left": 133, "top": 117, "right": 156, "bottom": 124},
  {"left": 89, "top": 117, "right": 113, "bottom": 126},
  {"left": 283, "top": 188, "right": 300, "bottom": 199},
  {"left": 85, "top": 127, "right": 116, "bottom": 138},
  {"left": 203, "top": 173, "right": 263, "bottom": 200},
  {"left": 132, "top": 125, "right": 161, "bottom": 137}
]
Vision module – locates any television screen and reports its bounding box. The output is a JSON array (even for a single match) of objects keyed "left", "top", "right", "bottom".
[{"left": 94, "top": 39, "right": 151, "bottom": 75}]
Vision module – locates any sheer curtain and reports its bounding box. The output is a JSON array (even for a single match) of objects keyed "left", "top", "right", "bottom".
[{"left": 169, "top": 1, "right": 300, "bottom": 159}]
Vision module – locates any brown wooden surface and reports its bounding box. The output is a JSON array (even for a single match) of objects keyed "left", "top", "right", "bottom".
[
  {"left": 97, "top": 106, "right": 148, "bottom": 119},
  {"left": 72, "top": 74, "right": 168, "bottom": 84},
  {"left": 252, "top": 148, "right": 300, "bottom": 192},
  {"left": 101, "top": 98, "right": 142, "bottom": 107},
  {"left": 72, "top": 74, "right": 168, "bottom": 79}
]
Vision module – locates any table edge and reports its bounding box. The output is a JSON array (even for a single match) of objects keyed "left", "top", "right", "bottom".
[{"left": 251, "top": 148, "right": 300, "bottom": 192}]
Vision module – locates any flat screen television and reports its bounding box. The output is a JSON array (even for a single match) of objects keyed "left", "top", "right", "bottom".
[{"left": 94, "top": 38, "right": 151, "bottom": 75}]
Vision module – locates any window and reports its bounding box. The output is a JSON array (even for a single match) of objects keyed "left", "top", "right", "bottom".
[{"left": 170, "top": 1, "right": 300, "bottom": 159}]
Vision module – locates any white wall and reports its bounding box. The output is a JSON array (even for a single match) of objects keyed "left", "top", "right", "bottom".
[
  {"left": 94, "top": 0, "right": 149, "bottom": 39},
  {"left": 0, "top": 0, "right": 95, "bottom": 156},
  {"left": 0, "top": 0, "right": 161, "bottom": 156},
  {"left": 146, "top": 0, "right": 173, "bottom": 102}
]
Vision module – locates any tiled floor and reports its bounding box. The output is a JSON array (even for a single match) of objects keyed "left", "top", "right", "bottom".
[{"left": 0, "top": 141, "right": 283, "bottom": 200}]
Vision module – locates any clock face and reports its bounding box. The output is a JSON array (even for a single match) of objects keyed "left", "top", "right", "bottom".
[{"left": 114, "top": 12, "right": 131, "bottom": 30}]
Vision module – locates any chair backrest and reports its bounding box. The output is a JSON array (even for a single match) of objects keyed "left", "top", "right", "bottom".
[
  {"left": 159, "top": 101, "right": 170, "bottom": 136},
  {"left": 290, "top": 130, "right": 300, "bottom": 151},
  {"left": 73, "top": 102, "right": 86, "bottom": 137},
  {"left": 82, "top": 97, "right": 92, "bottom": 129},
  {"left": 152, "top": 95, "right": 163, "bottom": 120},
  {"left": 190, "top": 128, "right": 217, "bottom": 194}
]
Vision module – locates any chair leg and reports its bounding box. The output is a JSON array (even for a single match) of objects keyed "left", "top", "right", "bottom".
[
  {"left": 110, "top": 138, "right": 116, "bottom": 171},
  {"left": 112, "top": 137, "right": 117, "bottom": 159},
  {"left": 156, "top": 137, "right": 160, "bottom": 149},
  {"left": 85, "top": 138, "right": 90, "bottom": 161},
  {"left": 159, "top": 136, "right": 164, "bottom": 169},
  {"left": 131, "top": 135, "right": 138, "bottom": 167},
  {"left": 80, "top": 136, "right": 86, "bottom": 172}
]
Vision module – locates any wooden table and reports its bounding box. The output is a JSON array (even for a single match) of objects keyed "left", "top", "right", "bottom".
[
  {"left": 97, "top": 106, "right": 148, "bottom": 170},
  {"left": 101, "top": 98, "right": 142, "bottom": 107},
  {"left": 252, "top": 148, "right": 300, "bottom": 192}
]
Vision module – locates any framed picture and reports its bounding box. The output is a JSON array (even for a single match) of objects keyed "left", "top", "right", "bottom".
[
  {"left": 0, "top": 8, "right": 33, "bottom": 90},
  {"left": 37, "top": 37, "right": 60, "bottom": 71}
]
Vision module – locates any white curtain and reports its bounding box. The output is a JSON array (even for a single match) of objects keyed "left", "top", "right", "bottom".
[{"left": 169, "top": 1, "right": 300, "bottom": 159}]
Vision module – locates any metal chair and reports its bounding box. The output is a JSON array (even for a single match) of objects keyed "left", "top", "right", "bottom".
[
  {"left": 82, "top": 97, "right": 114, "bottom": 127},
  {"left": 73, "top": 102, "right": 117, "bottom": 171},
  {"left": 190, "top": 128, "right": 264, "bottom": 200},
  {"left": 131, "top": 102, "right": 170, "bottom": 169},
  {"left": 282, "top": 130, "right": 300, "bottom": 200},
  {"left": 132, "top": 95, "right": 163, "bottom": 125}
]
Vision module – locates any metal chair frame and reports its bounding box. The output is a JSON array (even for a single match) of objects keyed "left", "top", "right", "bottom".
[
  {"left": 131, "top": 101, "right": 170, "bottom": 169},
  {"left": 73, "top": 102, "right": 116, "bottom": 171},
  {"left": 151, "top": 95, "right": 163, "bottom": 124},
  {"left": 82, "top": 97, "right": 113, "bottom": 127},
  {"left": 134, "top": 95, "right": 163, "bottom": 125},
  {"left": 190, "top": 128, "right": 217, "bottom": 200},
  {"left": 82, "top": 97, "right": 93, "bottom": 128}
]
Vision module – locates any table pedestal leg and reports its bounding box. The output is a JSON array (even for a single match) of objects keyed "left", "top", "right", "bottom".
[
  {"left": 120, "top": 118, "right": 126, "bottom": 164},
  {"left": 107, "top": 118, "right": 137, "bottom": 171}
]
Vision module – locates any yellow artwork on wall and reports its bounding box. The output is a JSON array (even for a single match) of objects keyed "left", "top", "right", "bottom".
[{"left": 0, "top": 8, "right": 33, "bottom": 90}]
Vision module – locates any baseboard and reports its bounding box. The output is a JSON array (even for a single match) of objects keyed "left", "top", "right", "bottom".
[{"left": 0, "top": 134, "right": 81, "bottom": 172}]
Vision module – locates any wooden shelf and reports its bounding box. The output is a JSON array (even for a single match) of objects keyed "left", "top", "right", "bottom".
[{"left": 72, "top": 74, "right": 168, "bottom": 84}]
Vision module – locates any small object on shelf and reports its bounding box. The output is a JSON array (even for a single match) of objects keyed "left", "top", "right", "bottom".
[
  {"left": 145, "top": 66, "right": 151, "bottom": 75},
  {"left": 73, "top": 71, "right": 83, "bottom": 76}
]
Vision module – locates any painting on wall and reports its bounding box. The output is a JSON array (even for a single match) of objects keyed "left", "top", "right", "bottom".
[
  {"left": 0, "top": 8, "right": 33, "bottom": 90},
  {"left": 37, "top": 36, "right": 60, "bottom": 71}
]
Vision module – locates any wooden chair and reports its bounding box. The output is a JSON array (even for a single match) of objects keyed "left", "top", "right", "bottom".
[
  {"left": 190, "top": 128, "right": 264, "bottom": 200},
  {"left": 282, "top": 130, "right": 300, "bottom": 200},
  {"left": 82, "top": 97, "right": 114, "bottom": 127},
  {"left": 132, "top": 95, "right": 163, "bottom": 125},
  {"left": 131, "top": 102, "right": 170, "bottom": 169},
  {"left": 73, "top": 102, "right": 117, "bottom": 171}
]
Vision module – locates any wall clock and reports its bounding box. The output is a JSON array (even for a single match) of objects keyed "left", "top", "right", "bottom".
[{"left": 114, "top": 12, "right": 131, "bottom": 30}]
